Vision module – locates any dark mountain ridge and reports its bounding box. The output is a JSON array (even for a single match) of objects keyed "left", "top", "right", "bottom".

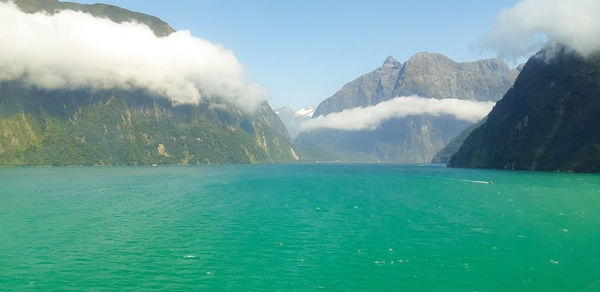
[
  {"left": 431, "top": 117, "right": 486, "bottom": 163},
  {"left": 449, "top": 45, "right": 600, "bottom": 172}
]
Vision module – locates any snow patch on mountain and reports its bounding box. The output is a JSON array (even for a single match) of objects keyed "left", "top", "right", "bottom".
[{"left": 295, "top": 106, "right": 316, "bottom": 118}]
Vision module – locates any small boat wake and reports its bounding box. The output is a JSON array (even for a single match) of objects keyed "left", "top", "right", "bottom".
[
  {"left": 444, "top": 178, "right": 494, "bottom": 184},
  {"left": 461, "top": 180, "right": 494, "bottom": 184}
]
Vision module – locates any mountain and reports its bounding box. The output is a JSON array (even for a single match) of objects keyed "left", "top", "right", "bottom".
[
  {"left": 296, "top": 53, "right": 520, "bottom": 163},
  {"left": 4, "top": 0, "right": 174, "bottom": 37},
  {"left": 295, "top": 115, "right": 473, "bottom": 162},
  {"left": 294, "top": 106, "right": 316, "bottom": 118},
  {"left": 449, "top": 45, "right": 600, "bottom": 172},
  {"left": 0, "top": 0, "right": 299, "bottom": 165},
  {"left": 313, "top": 53, "right": 519, "bottom": 117},
  {"left": 431, "top": 118, "right": 486, "bottom": 163},
  {"left": 275, "top": 105, "right": 315, "bottom": 138}
]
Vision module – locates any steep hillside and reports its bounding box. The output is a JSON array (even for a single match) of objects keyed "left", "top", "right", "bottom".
[
  {"left": 0, "top": 82, "right": 298, "bottom": 165},
  {"left": 449, "top": 46, "right": 600, "bottom": 172},
  {"left": 431, "top": 118, "right": 486, "bottom": 163},
  {"left": 0, "top": 0, "right": 299, "bottom": 165}
]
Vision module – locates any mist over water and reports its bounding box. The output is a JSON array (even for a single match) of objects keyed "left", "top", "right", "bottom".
[{"left": 1, "top": 164, "right": 600, "bottom": 291}]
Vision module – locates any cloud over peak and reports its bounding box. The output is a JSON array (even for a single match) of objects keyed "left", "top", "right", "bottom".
[
  {"left": 483, "top": 0, "right": 600, "bottom": 60},
  {"left": 0, "top": 2, "right": 265, "bottom": 110}
]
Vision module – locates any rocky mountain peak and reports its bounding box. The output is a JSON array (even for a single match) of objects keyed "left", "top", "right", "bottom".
[
  {"left": 274, "top": 106, "right": 293, "bottom": 114},
  {"left": 312, "top": 51, "right": 519, "bottom": 118},
  {"left": 382, "top": 56, "right": 401, "bottom": 66},
  {"left": 295, "top": 106, "right": 316, "bottom": 118},
  {"left": 405, "top": 52, "right": 454, "bottom": 66},
  {"left": 275, "top": 105, "right": 315, "bottom": 139}
]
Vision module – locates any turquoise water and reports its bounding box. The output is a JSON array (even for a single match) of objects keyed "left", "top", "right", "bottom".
[{"left": 1, "top": 164, "right": 600, "bottom": 291}]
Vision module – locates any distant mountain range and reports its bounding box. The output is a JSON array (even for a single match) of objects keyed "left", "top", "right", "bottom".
[
  {"left": 295, "top": 53, "right": 521, "bottom": 163},
  {"left": 0, "top": 0, "right": 299, "bottom": 165},
  {"left": 449, "top": 45, "right": 600, "bottom": 172},
  {"left": 313, "top": 54, "right": 520, "bottom": 117},
  {"left": 274, "top": 106, "right": 315, "bottom": 139}
]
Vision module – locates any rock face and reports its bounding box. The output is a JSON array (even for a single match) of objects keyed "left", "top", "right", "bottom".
[
  {"left": 449, "top": 46, "right": 600, "bottom": 172},
  {"left": 313, "top": 53, "right": 519, "bottom": 117},
  {"left": 0, "top": 0, "right": 299, "bottom": 165},
  {"left": 297, "top": 53, "right": 519, "bottom": 163}
]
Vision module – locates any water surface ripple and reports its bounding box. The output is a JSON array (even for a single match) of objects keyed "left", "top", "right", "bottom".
[{"left": 1, "top": 164, "right": 600, "bottom": 291}]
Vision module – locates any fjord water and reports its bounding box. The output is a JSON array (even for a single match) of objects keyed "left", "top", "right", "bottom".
[{"left": 1, "top": 164, "right": 600, "bottom": 291}]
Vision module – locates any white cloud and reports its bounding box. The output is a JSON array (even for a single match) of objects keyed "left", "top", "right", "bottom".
[
  {"left": 483, "top": 0, "right": 600, "bottom": 59},
  {"left": 299, "top": 96, "right": 494, "bottom": 132},
  {"left": 0, "top": 2, "right": 266, "bottom": 111}
]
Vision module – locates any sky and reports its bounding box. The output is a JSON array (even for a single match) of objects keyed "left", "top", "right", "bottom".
[{"left": 72, "top": 0, "right": 524, "bottom": 109}]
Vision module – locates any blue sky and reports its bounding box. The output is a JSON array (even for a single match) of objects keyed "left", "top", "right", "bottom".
[{"left": 76, "top": 0, "right": 522, "bottom": 109}]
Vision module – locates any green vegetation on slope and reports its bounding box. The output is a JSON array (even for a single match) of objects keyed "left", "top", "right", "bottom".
[
  {"left": 0, "top": 83, "right": 298, "bottom": 165},
  {"left": 449, "top": 46, "right": 600, "bottom": 172},
  {"left": 0, "top": 0, "right": 298, "bottom": 165}
]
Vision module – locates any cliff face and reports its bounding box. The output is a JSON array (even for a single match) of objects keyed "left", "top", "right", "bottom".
[
  {"left": 0, "top": 0, "right": 299, "bottom": 165},
  {"left": 313, "top": 53, "right": 519, "bottom": 117},
  {"left": 297, "top": 53, "right": 518, "bottom": 163},
  {"left": 449, "top": 46, "right": 600, "bottom": 172}
]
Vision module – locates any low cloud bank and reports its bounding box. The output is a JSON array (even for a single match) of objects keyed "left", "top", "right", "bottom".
[
  {"left": 0, "top": 2, "right": 265, "bottom": 110},
  {"left": 483, "top": 0, "right": 600, "bottom": 59},
  {"left": 300, "top": 96, "right": 494, "bottom": 132}
]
